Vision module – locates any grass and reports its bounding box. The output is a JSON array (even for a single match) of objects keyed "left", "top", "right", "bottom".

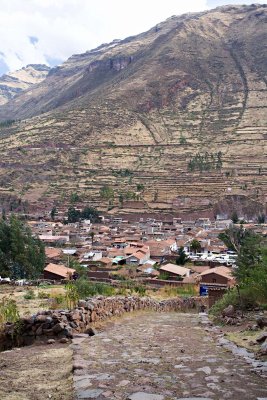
[{"left": 0, "top": 297, "right": 20, "bottom": 326}]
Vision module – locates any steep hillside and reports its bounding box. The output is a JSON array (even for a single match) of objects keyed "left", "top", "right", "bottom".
[
  {"left": 0, "top": 64, "right": 50, "bottom": 106},
  {"left": 0, "top": 4, "right": 266, "bottom": 218}
]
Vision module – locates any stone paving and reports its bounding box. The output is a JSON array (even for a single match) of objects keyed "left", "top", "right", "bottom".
[{"left": 72, "top": 312, "right": 267, "bottom": 400}]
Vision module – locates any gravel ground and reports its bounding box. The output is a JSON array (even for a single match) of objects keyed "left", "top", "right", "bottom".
[{"left": 0, "top": 342, "right": 73, "bottom": 400}]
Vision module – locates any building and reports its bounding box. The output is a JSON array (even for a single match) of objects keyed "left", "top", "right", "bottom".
[
  {"left": 159, "top": 263, "right": 191, "bottom": 279},
  {"left": 43, "top": 263, "right": 76, "bottom": 280},
  {"left": 198, "top": 266, "right": 235, "bottom": 287}
]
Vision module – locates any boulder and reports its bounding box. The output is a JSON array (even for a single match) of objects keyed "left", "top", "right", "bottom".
[
  {"left": 47, "top": 339, "right": 56, "bottom": 345},
  {"left": 256, "top": 316, "right": 267, "bottom": 329},
  {"left": 52, "top": 322, "right": 65, "bottom": 334},
  {"left": 259, "top": 341, "right": 267, "bottom": 355},
  {"left": 222, "top": 305, "right": 235, "bottom": 317},
  {"left": 256, "top": 331, "right": 267, "bottom": 343}
]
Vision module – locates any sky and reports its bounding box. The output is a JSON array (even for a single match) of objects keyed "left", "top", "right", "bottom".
[{"left": 0, "top": 0, "right": 265, "bottom": 75}]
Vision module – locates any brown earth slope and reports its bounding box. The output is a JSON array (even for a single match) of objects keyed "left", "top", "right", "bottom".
[{"left": 0, "top": 4, "right": 266, "bottom": 217}]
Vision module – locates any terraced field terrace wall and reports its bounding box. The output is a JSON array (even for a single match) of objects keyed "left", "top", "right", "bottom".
[{"left": 0, "top": 5, "right": 266, "bottom": 217}]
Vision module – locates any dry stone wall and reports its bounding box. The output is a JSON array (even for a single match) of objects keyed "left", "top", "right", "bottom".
[{"left": 0, "top": 296, "right": 207, "bottom": 351}]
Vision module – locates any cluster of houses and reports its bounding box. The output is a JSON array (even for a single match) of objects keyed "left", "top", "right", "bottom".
[{"left": 24, "top": 213, "right": 260, "bottom": 291}]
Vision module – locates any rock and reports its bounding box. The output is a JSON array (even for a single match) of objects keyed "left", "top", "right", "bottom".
[
  {"left": 85, "top": 327, "right": 97, "bottom": 336},
  {"left": 90, "top": 311, "right": 97, "bottom": 322},
  {"left": 256, "top": 332, "right": 267, "bottom": 343},
  {"left": 259, "top": 341, "right": 267, "bottom": 355},
  {"left": 128, "top": 394, "right": 164, "bottom": 400},
  {"left": 250, "top": 324, "right": 259, "bottom": 331},
  {"left": 78, "top": 300, "right": 87, "bottom": 308},
  {"left": 47, "top": 339, "right": 56, "bottom": 345},
  {"left": 35, "top": 325, "right": 43, "bottom": 336},
  {"left": 59, "top": 337, "right": 69, "bottom": 344},
  {"left": 52, "top": 322, "right": 65, "bottom": 334},
  {"left": 77, "top": 389, "right": 103, "bottom": 399},
  {"left": 222, "top": 305, "right": 235, "bottom": 317},
  {"left": 256, "top": 317, "right": 267, "bottom": 329},
  {"left": 35, "top": 315, "right": 48, "bottom": 323}
]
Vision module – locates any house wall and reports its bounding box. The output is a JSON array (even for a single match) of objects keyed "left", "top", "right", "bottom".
[
  {"left": 201, "top": 273, "right": 228, "bottom": 285},
  {"left": 43, "top": 271, "right": 67, "bottom": 281}
]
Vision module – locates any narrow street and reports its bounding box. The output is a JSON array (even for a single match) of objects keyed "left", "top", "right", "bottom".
[{"left": 73, "top": 312, "right": 267, "bottom": 400}]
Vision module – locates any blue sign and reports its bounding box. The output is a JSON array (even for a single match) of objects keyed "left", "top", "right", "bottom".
[{"left": 200, "top": 285, "right": 208, "bottom": 296}]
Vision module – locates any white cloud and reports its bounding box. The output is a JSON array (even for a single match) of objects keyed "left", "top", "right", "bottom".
[{"left": 0, "top": 0, "right": 265, "bottom": 73}]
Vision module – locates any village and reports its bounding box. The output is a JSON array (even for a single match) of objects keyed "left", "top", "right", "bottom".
[{"left": 0, "top": 206, "right": 262, "bottom": 309}]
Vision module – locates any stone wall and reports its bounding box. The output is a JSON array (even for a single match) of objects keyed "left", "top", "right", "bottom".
[{"left": 0, "top": 295, "right": 207, "bottom": 351}]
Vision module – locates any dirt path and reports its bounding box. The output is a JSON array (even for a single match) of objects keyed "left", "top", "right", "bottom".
[
  {"left": 72, "top": 312, "right": 267, "bottom": 400},
  {"left": 0, "top": 343, "right": 73, "bottom": 400}
]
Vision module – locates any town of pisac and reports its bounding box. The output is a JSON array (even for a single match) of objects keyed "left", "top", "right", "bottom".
[{"left": 0, "top": 2, "right": 266, "bottom": 399}]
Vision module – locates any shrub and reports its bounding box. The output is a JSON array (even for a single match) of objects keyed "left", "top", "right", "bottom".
[
  {"left": 0, "top": 297, "right": 20, "bottom": 325},
  {"left": 209, "top": 287, "right": 259, "bottom": 316},
  {"left": 134, "top": 285, "right": 146, "bottom": 296},
  {"left": 23, "top": 288, "right": 35, "bottom": 300},
  {"left": 74, "top": 278, "right": 115, "bottom": 299},
  {"left": 65, "top": 282, "right": 79, "bottom": 309},
  {"left": 38, "top": 291, "right": 50, "bottom": 299}
]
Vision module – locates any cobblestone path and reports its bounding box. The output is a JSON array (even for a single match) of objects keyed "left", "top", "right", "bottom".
[{"left": 72, "top": 312, "right": 267, "bottom": 400}]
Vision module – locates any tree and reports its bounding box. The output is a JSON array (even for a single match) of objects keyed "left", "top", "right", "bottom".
[
  {"left": 81, "top": 207, "right": 101, "bottom": 223},
  {"left": 0, "top": 215, "right": 45, "bottom": 279},
  {"left": 89, "top": 231, "right": 95, "bottom": 245},
  {"left": 67, "top": 207, "right": 81, "bottom": 223},
  {"left": 99, "top": 186, "right": 114, "bottom": 202},
  {"left": 50, "top": 206, "right": 57, "bottom": 220},
  {"left": 218, "top": 225, "right": 249, "bottom": 253},
  {"left": 176, "top": 247, "right": 189, "bottom": 265},
  {"left": 231, "top": 211, "right": 239, "bottom": 224},
  {"left": 190, "top": 239, "right": 201, "bottom": 254},
  {"left": 257, "top": 214, "right": 265, "bottom": 224},
  {"left": 70, "top": 192, "right": 80, "bottom": 204}
]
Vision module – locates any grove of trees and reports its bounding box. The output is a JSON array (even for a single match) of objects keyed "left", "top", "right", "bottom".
[{"left": 0, "top": 215, "right": 45, "bottom": 279}]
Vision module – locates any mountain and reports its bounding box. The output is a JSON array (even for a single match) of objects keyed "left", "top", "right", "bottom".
[
  {"left": 0, "top": 4, "right": 266, "bottom": 219},
  {"left": 0, "top": 64, "right": 50, "bottom": 106}
]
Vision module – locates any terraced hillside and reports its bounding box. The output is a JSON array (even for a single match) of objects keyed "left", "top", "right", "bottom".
[{"left": 0, "top": 4, "right": 266, "bottom": 217}]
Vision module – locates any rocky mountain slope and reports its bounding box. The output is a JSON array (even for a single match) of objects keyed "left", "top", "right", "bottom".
[
  {"left": 0, "top": 4, "right": 266, "bottom": 218},
  {"left": 0, "top": 64, "right": 50, "bottom": 106}
]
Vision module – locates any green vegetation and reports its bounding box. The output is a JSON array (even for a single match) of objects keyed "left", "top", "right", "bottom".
[
  {"left": 0, "top": 215, "right": 45, "bottom": 279},
  {"left": 188, "top": 151, "right": 222, "bottom": 172},
  {"left": 161, "top": 284, "right": 198, "bottom": 298},
  {"left": 231, "top": 211, "right": 239, "bottom": 224},
  {"left": 67, "top": 206, "right": 101, "bottom": 223},
  {"left": 0, "top": 119, "right": 17, "bottom": 128},
  {"left": 50, "top": 206, "right": 57, "bottom": 220},
  {"left": 0, "top": 297, "right": 20, "bottom": 326},
  {"left": 257, "top": 213, "right": 265, "bottom": 224},
  {"left": 70, "top": 192, "right": 80, "bottom": 203},
  {"left": 176, "top": 247, "right": 189, "bottom": 265},
  {"left": 190, "top": 239, "right": 201, "bottom": 253},
  {"left": 179, "top": 135, "right": 187, "bottom": 145},
  {"left": 65, "top": 282, "right": 79, "bottom": 309},
  {"left": 74, "top": 278, "right": 115, "bottom": 298},
  {"left": 112, "top": 169, "right": 133, "bottom": 178},
  {"left": 211, "top": 227, "right": 267, "bottom": 314},
  {"left": 23, "top": 288, "right": 35, "bottom": 300},
  {"left": 136, "top": 183, "right": 144, "bottom": 191},
  {"left": 99, "top": 185, "right": 114, "bottom": 201}
]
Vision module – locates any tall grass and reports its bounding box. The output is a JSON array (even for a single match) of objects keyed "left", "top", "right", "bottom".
[
  {"left": 74, "top": 279, "right": 115, "bottom": 299},
  {"left": 160, "top": 284, "right": 198, "bottom": 298},
  {"left": 0, "top": 297, "right": 20, "bottom": 326}
]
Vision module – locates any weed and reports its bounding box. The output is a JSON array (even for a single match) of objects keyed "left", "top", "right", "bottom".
[
  {"left": 24, "top": 288, "right": 35, "bottom": 300},
  {"left": 0, "top": 297, "right": 20, "bottom": 325}
]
